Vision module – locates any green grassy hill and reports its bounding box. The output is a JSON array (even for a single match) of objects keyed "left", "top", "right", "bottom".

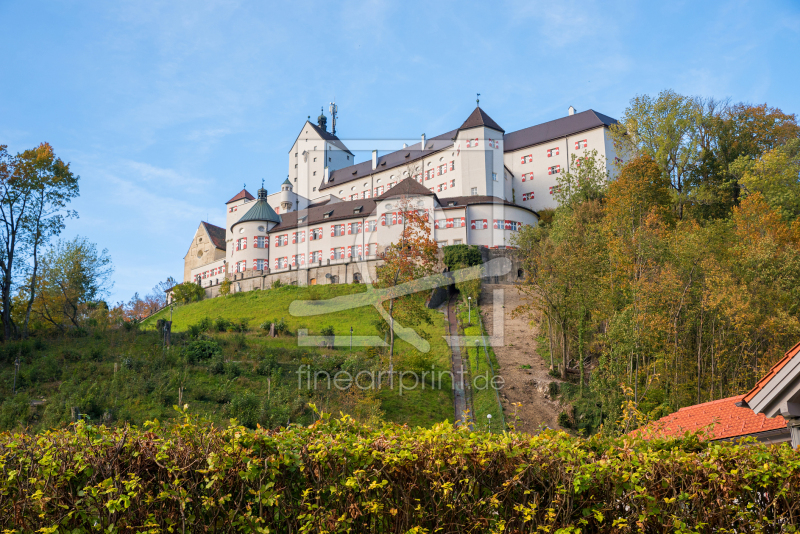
[{"left": 0, "top": 284, "right": 454, "bottom": 432}]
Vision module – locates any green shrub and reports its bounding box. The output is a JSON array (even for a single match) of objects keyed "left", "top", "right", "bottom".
[
  {"left": 321, "top": 325, "right": 335, "bottom": 337},
  {"left": 256, "top": 353, "right": 278, "bottom": 376},
  {"left": 185, "top": 340, "right": 222, "bottom": 364},
  {"left": 208, "top": 357, "right": 225, "bottom": 375},
  {"left": 548, "top": 381, "right": 560, "bottom": 398},
  {"left": 171, "top": 282, "right": 205, "bottom": 304},
  {"left": 198, "top": 317, "right": 213, "bottom": 332},
  {"left": 227, "top": 392, "right": 260, "bottom": 429},
  {"left": 213, "top": 317, "right": 230, "bottom": 332},
  {"left": 2, "top": 413, "right": 800, "bottom": 531},
  {"left": 225, "top": 362, "right": 241, "bottom": 378},
  {"left": 271, "top": 279, "right": 283, "bottom": 289},
  {"left": 442, "top": 244, "right": 482, "bottom": 271}
]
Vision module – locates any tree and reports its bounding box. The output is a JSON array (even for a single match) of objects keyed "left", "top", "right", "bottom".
[
  {"left": 375, "top": 195, "right": 439, "bottom": 368},
  {"left": 0, "top": 143, "right": 79, "bottom": 339},
  {"left": 442, "top": 244, "right": 482, "bottom": 271},
  {"left": 610, "top": 90, "right": 701, "bottom": 219},
  {"left": 733, "top": 139, "right": 800, "bottom": 221},
  {"left": 219, "top": 278, "right": 231, "bottom": 296},
  {"left": 28, "top": 237, "right": 113, "bottom": 332},
  {"left": 172, "top": 282, "right": 205, "bottom": 304},
  {"left": 553, "top": 149, "right": 609, "bottom": 207}
]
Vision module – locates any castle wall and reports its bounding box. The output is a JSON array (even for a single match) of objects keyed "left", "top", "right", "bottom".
[{"left": 199, "top": 247, "right": 523, "bottom": 301}]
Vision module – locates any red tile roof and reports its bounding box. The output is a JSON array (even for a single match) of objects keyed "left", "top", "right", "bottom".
[
  {"left": 743, "top": 341, "right": 800, "bottom": 405},
  {"left": 226, "top": 189, "right": 255, "bottom": 204},
  {"left": 635, "top": 395, "right": 786, "bottom": 441}
]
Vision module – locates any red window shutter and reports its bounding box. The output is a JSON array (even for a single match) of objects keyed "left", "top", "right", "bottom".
[
  {"left": 330, "top": 225, "right": 335, "bottom": 237},
  {"left": 330, "top": 248, "right": 334, "bottom": 259},
  {"left": 380, "top": 214, "right": 386, "bottom": 226},
  {"left": 446, "top": 218, "right": 453, "bottom": 228},
  {"left": 460, "top": 217, "right": 465, "bottom": 226}
]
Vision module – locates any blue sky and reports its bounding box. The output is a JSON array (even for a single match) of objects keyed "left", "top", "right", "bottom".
[{"left": 1, "top": 0, "right": 798, "bottom": 303}]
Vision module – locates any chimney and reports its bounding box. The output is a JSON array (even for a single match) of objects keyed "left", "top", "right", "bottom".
[
  {"left": 372, "top": 150, "right": 378, "bottom": 170},
  {"left": 324, "top": 167, "right": 329, "bottom": 182},
  {"left": 568, "top": 106, "right": 576, "bottom": 116},
  {"left": 421, "top": 134, "right": 426, "bottom": 150}
]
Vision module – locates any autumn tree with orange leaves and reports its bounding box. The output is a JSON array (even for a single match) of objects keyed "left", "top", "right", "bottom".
[{"left": 374, "top": 194, "right": 439, "bottom": 369}]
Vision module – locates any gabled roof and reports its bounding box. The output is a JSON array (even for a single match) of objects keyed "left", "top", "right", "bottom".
[
  {"left": 458, "top": 106, "right": 504, "bottom": 133},
  {"left": 270, "top": 198, "right": 379, "bottom": 232},
  {"left": 503, "top": 110, "right": 618, "bottom": 152},
  {"left": 743, "top": 341, "right": 800, "bottom": 405},
  {"left": 290, "top": 121, "right": 354, "bottom": 156},
  {"left": 201, "top": 222, "right": 226, "bottom": 250},
  {"left": 321, "top": 129, "right": 458, "bottom": 191},
  {"left": 232, "top": 189, "right": 281, "bottom": 229},
  {"left": 226, "top": 189, "right": 255, "bottom": 204},
  {"left": 634, "top": 395, "right": 786, "bottom": 441},
  {"left": 374, "top": 177, "right": 438, "bottom": 201}
]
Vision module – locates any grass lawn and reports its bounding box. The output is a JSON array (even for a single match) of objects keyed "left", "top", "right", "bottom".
[
  {"left": 143, "top": 284, "right": 455, "bottom": 428},
  {"left": 456, "top": 299, "right": 504, "bottom": 432}
]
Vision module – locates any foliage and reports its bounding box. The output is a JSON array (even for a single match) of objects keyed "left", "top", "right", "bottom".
[
  {"left": 375, "top": 196, "right": 440, "bottom": 365},
  {"left": 171, "top": 282, "right": 205, "bottom": 304},
  {"left": 515, "top": 123, "right": 800, "bottom": 433},
  {"left": 2, "top": 411, "right": 800, "bottom": 532},
  {"left": 25, "top": 237, "right": 114, "bottom": 334},
  {"left": 0, "top": 143, "right": 79, "bottom": 341},
  {"left": 442, "top": 244, "right": 482, "bottom": 271},
  {"left": 184, "top": 339, "right": 222, "bottom": 364},
  {"left": 734, "top": 138, "right": 800, "bottom": 221},
  {"left": 271, "top": 278, "right": 283, "bottom": 289},
  {"left": 320, "top": 325, "right": 335, "bottom": 337},
  {"left": 219, "top": 277, "right": 231, "bottom": 296}
]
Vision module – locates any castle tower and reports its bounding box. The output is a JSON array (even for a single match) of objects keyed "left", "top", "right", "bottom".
[{"left": 280, "top": 177, "right": 293, "bottom": 213}]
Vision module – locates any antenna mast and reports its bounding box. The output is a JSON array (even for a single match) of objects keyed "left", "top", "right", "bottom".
[{"left": 329, "top": 100, "right": 338, "bottom": 135}]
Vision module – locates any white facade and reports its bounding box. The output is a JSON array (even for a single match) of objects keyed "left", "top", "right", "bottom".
[{"left": 184, "top": 105, "right": 619, "bottom": 284}]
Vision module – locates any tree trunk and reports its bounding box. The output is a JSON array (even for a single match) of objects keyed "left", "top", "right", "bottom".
[
  {"left": 547, "top": 314, "right": 554, "bottom": 370},
  {"left": 561, "top": 328, "right": 568, "bottom": 380}
]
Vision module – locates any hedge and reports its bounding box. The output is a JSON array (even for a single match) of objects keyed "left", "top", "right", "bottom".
[{"left": 1, "top": 408, "right": 799, "bottom": 532}]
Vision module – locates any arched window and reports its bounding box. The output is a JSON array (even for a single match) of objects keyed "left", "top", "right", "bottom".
[
  {"left": 517, "top": 269, "right": 524, "bottom": 279},
  {"left": 353, "top": 272, "right": 362, "bottom": 283}
]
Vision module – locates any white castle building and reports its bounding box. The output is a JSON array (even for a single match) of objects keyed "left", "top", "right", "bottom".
[{"left": 183, "top": 105, "right": 619, "bottom": 290}]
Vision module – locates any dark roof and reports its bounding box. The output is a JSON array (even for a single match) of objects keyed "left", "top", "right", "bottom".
[
  {"left": 270, "top": 198, "right": 378, "bottom": 232},
  {"left": 458, "top": 106, "right": 504, "bottom": 133},
  {"left": 291, "top": 121, "right": 354, "bottom": 156},
  {"left": 232, "top": 189, "right": 282, "bottom": 229},
  {"left": 321, "top": 129, "right": 458, "bottom": 191},
  {"left": 374, "top": 178, "right": 438, "bottom": 201},
  {"left": 307, "top": 198, "right": 332, "bottom": 208},
  {"left": 226, "top": 189, "right": 255, "bottom": 204},
  {"left": 438, "top": 195, "right": 538, "bottom": 215},
  {"left": 202, "top": 222, "right": 227, "bottom": 250},
  {"left": 503, "top": 110, "right": 618, "bottom": 152},
  {"left": 282, "top": 177, "right": 291, "bottom": 185}
]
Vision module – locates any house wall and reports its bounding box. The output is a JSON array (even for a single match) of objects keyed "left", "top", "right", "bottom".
[
  {"left": 183, "top": 224, "right": 226, "bottom": 283},
  {"left": 504, "top": 125, "right": 614, "bottom": 214}
]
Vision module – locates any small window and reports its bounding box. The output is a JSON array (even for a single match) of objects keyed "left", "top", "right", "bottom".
[
  {"left": 454, "top": 239, "right": 462, "bottom": 245},
  {"left": 492, "top": 173, "right": 498, "bottom": 181},
  {"left": 323, "top": 211, "right": 333, "bottom": 219},
  {"left": 354, "top": 206, "right": 363, "bottom": 214},
  {"left": 313, "top": 157, "right": 317, "bottom": 162},
  {"left": 313, "top": 187, "right": 316, "bottom": 191},
  {"left": 347, "top": 155, "right": 349, "bottom": 159},
  {"left": 313, "top": 171, "right": 317, "bottom": 176},
  {"left": 471, "top": 187, "right": 478, "bottom": 196}
]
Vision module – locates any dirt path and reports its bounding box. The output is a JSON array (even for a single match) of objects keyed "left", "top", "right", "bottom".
[
  {"left": 479, "top": 284, "right": 562, "bottom": 435},
  {"left": 447, "top": 294, "right": 471, "bottom": 428}
]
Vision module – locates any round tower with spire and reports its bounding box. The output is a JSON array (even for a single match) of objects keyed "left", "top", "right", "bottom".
[{"left": 280, "top": 177, "right": 293, "bottom": 213}]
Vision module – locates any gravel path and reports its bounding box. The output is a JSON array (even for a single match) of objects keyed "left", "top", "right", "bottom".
[
  {"left": 447, "top": 293, "right": 471, "bottom": 428},
  {"left": 479, "top": 284, "right": 563, "bottom": 435}
]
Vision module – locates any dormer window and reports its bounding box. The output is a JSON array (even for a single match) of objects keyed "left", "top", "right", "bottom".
[
  {"left": 323, "top": 211, "right": 333, "bottom": 219},
  {"left": 299, "top": 215, "right": 307, "bottom": 223},
  {"left": 448, "top": 201, "right": 457, "bottom": 207},
  {"left": 352, "top": 170, "right": 357, "bottom": 175},
  {"left": 354, "top": 206, "right": 363, "bottom": 214}
]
